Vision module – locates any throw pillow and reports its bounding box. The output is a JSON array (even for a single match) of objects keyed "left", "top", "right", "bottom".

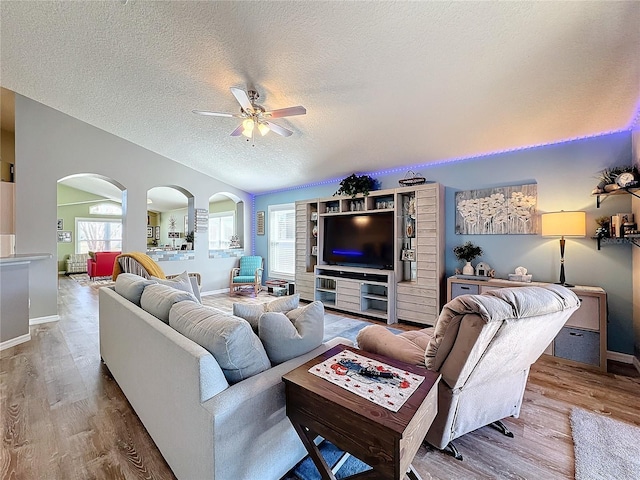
[
  {"left": 114, "top": 273, "right": 157, "bottom": 306},
  {"left": 264, "top": 293, "right": 300, "bottom": 313},
  {"left": 150, "top": 271, "right": 200, "bottom": 303},
  {"left": 140, "top": 283, "right": 198, "bottom": 324},
  {"left": 232, "top": 303, "right": 265, "bottom": 333},
  {"left": 170, "top": 301, "right": 271, "bottom": 384},
  {"left": 258, "top": 301, "right": 324, "bottom": 365},
  {"left": 232, "top": 294, "right": 301, "bottom": 333}
]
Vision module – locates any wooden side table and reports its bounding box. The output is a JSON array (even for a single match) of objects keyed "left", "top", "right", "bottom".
[{"left": 283, "top": 345, "right": 440, "bottom": 480}]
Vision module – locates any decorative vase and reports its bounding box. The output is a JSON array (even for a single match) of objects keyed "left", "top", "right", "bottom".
[
  {"left": 312, "top": 225, "right": 318, "bottom": 238},
  {"left": 462, "top": 261, "right": 474, "bottom": 275}
]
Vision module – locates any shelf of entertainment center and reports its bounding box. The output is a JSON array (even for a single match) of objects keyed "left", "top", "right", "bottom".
[{"left": 314, "top": 265, "right": 396, "bottom": 324}]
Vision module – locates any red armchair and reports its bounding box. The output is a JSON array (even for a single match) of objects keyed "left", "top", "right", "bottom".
[{"left": 87, "top": 251, "right": 121, "bottom": 279}]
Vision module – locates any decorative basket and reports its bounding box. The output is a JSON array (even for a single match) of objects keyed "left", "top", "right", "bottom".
[{"left": 399, "top": 170, "right": 426, "bottom": 186}]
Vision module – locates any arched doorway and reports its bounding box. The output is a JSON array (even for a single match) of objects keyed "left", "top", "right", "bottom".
[
  {"left": 208, "top": 192, "right": 244, "bottom": 257},
  {"left": 146, "top": 185, "right": 195, "bottom": 257},
  {"left": 57, "top": 174, "right": 125, "bottom": 287}
]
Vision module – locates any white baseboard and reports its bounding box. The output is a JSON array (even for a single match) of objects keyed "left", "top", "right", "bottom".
[
  {"left": 200, "top": 288, "right": 230, "bottom": 296},
  {"left": 633, "top": 356, "right": 640, "bottom": 375},
  {"left": 30, "top": 314, "right": 60, "bottom": 325},
  {"left": 0, "top": 333, "right": 31, "bottom": 351},
  {"left": 606, "top": 351, "right": 634, "bottom": 364}
]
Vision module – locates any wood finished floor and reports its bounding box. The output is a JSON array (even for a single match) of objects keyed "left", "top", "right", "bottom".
[{"left": 1, "top": 276, "right": 638, "bottom": 480}]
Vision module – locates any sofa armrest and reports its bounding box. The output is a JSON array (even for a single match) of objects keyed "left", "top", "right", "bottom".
[
  {"left": 99, "top": 287, "right": 229, "bottom": 480},
  {"left": 200, "top": 337, "right": 349, "bottom": 415},
  {"left": 197, "top": 337, "right": 353, "bottom": 480}
]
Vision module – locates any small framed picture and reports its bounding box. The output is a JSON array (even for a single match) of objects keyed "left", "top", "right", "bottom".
[
  {"left": 57, "top": 231, "right": 72, "bottom": 243},
  {"left": 147, "top": 226, "right": 153, "bottom": 238},
  {"left": 256, "top": 211, "right": 266, "bottom": 236},
  {"left": 401, "top": 249, "right": 416, "bottom": 261},
  {"left": 155, "top": 226, "right": 160, "bottom": 240},
  {"left": 310, "top": 211, "right": 318, "bottom": 221},
  {"left": 57, "top": 219, "right": 63, "bottom": 230},
  {"left": 311, "top": 245, "right": 318, "bottom": 255}
]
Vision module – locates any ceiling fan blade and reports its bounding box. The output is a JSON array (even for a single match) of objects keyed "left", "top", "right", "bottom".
[
  {"left": 230, "top": 124, "right": 244, "bottom": 137},
  {"left": 192, "top": 110, "right": 241, "bottom": 118},
  {"left": 230, "top": 87, "right": 254, "bottom": 114},
  {"left": 265, "top": 121, "right": 293, "bottom": 137},
  {"left": 264, "top": 106, "right": 306, "bottom": 118}
]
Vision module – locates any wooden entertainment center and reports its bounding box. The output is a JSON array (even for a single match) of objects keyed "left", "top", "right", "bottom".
[{"left": 295, "top": 183, "right": 445, "bottom": 326}]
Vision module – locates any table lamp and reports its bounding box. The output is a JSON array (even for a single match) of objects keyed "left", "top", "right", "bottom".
[{"left": 541, "top": 211, "right": 586, "bottom": 287}]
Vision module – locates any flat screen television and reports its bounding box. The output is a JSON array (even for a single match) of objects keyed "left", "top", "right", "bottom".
[{"left": 323, "top": 212, "right": 394, "bottom": 269}]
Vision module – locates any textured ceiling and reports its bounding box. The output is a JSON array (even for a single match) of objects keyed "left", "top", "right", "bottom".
[{"left": 1, "top": 1, "right": 639, "bottom": 194}]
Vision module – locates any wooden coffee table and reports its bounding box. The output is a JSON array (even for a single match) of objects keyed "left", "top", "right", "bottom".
[{"left": 282, "top": 344, "right": 440, "bottom": 480}]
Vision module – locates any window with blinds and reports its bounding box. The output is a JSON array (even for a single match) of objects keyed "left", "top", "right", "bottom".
[{"left": 268, "top": 203, "right": 295, "bottom": 280}]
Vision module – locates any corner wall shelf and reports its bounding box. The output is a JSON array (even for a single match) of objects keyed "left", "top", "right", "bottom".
[{"left": 592, "top": 186, "right": 639, "bottom": 208}]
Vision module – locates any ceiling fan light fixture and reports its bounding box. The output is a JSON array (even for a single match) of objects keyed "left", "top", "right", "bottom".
[
  {"left": 194, "top": 87, "right": 305, "bottom": 140},
  {"left": 241, "top": 118, "right": 255, "bottom": 137},
  {"left": 257, "top": 122, "right": 270, "bottom": 136}
]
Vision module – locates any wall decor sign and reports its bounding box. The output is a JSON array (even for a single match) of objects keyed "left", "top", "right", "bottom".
[
  {"left": 195, "top": 208, "right": 209, "bottom": 233},
  {"left": 147, "top": 226, "right": 153, "bottom": 238},
  {"left": 455, "top": 184, "right": 537, "bottom": 235},
  {"left": 57, "top": 219, "right": 63, "bottom": 230},
  {"left": 256, "top": 211, "right": 266, "bottom": 236},
  {"left": 57, "top": 231, "right": 72, "bottom": 243}
]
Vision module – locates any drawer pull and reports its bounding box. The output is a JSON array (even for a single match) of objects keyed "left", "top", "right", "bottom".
[
  {"left": 569, "top": 332, "right": 584, "bottom": 337},
  {"left": 460, "top": 286, "right": 471, "bottom": 290}
]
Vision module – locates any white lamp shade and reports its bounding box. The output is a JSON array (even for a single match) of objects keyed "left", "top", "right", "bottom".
[{"left": 541, "top": 211, "right": 586, "bottom": 237}]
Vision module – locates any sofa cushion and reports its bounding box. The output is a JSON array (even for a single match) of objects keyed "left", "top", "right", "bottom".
[
  {"left": 170, "top": 301, "right": 271, "bottom": 384},
  {"left": 115, "top": 273, "right": 157, "bottom": 306},
  {"left": 264, "top": 293, "right": 300, "bottom": 313},
  {"left": 141, "top": 283, "right": 198, "bottom": 323},
  {"left": 232, "top": 303, "right": 264, "bottom": 333},
  {"left": 232, "top": 294, "right": 301, "bottom": 333},
  {"left": 151, "top": 271, "right": 200, "bottom": 303},
  {"left": 258, "top": 301, "right": 324, "bottom": 365}
]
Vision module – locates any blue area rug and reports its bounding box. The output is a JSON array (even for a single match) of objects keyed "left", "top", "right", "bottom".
[
  {"left": 322, "top": 312, "right": 402, "bottom": 345},
  {"left": 292, "top": 441, "right": 371, "bottom": 480}
]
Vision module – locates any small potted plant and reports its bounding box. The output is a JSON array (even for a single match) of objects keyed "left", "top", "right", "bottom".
[
  {"left": 594, "top": 216, "right": 610, "bottom": 239},
  {"left": 334, "top": 174, "right": 379, "bottom": 198},
  {"left": 185, "top": 230, "right": 195, "bottom": 250},
  {"left": 453, "top": 241, "right": 483, "bottom": 275}
]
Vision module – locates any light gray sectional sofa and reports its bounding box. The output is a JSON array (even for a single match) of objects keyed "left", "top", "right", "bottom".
[{"left": 99, "top": 273, "right": 350, "bottom": 480}]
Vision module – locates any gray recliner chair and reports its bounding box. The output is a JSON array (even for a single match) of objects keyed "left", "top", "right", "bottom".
[{"left": 356, "top": 285, "right": 580, "bottom": 460}]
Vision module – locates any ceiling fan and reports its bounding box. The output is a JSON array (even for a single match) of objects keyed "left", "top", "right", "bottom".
[{"left": 193, "top": 87, "right": 306, "bottom": 139}]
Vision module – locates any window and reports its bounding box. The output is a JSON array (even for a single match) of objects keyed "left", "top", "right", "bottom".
[
  {"left": 89, "top": 202, "right": 122, "bottom": 215},
  {"left": 268, "top": 203, "right": 295, "bottom": 280},
  {"left": 76, "top": 218, "right": 122, "bottom": 254},
  {"left": 208, "top": 211, "right": 235, "bottom": 249}
]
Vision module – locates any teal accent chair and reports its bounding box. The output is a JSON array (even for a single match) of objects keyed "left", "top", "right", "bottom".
[{"left": 229, "top": 256, "right": 264, "bottom": 296}]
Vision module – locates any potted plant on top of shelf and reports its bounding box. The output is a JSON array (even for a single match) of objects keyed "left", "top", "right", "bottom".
[
  {"left": 453, "top": 241, "right": 483, "bottom": 275},
  {"left": 334, "top": 174, "right": 379, "bottom": 198}
]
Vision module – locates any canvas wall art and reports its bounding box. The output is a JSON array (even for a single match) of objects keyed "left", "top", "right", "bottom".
[{"left": 455, "top": 184, "right": 537, "bottom": 235}]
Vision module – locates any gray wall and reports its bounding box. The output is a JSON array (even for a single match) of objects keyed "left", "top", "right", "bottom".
[
  {"left": 15, "top": 95, "right": 251, "bottom": 320},
  {"left": 255, "top": 132, "right": 635, "bottom": 355}
]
